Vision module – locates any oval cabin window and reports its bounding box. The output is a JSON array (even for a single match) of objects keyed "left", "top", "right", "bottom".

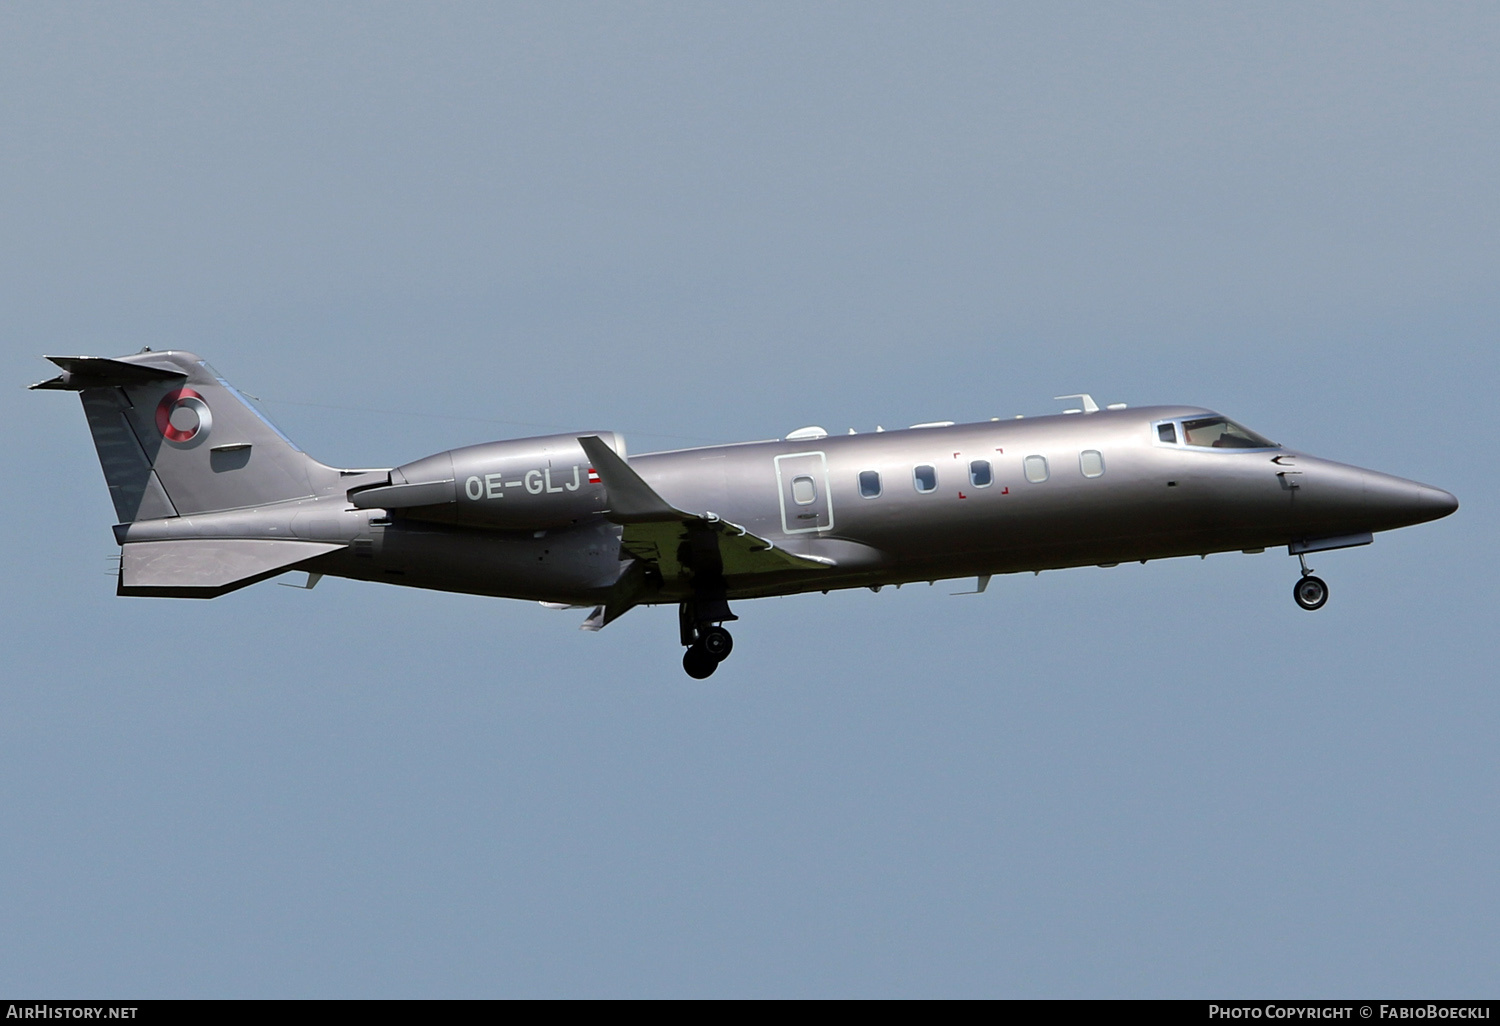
[
  {"left": 1023, "top": 455, "right": 1049, "bottom": 483},
  {"left": 1080, "top": 450, "right": 1104, "bottom": 478}
]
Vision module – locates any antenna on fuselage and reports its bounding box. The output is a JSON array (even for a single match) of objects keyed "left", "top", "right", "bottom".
[{"left": 1054, "top": 394, "right": 1100, "bottom": 414}]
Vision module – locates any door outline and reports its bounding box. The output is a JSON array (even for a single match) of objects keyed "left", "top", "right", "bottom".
[{"left": 774, "top": 451, "right": 834, "bottom": 535}]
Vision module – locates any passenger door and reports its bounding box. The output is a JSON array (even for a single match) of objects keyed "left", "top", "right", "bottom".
[{"left": 774, "top": 451, "right": 833, "bottom": 535}]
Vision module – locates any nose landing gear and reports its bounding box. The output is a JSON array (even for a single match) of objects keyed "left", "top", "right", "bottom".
[
  {"left": 679, "top": 600, "right": 735, "bottom": 679},
  {"left": 1292, "top": 553, "right": 1329, "bottom": 611}
]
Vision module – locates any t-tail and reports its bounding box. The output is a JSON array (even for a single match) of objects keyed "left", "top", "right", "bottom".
[{"left": 33, "top": 350, "right": 370, "bottom": 597}]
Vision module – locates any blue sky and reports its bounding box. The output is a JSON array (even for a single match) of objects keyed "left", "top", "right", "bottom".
[{"left": 2, "top": 2, "right": 1496, "bottom": 997}]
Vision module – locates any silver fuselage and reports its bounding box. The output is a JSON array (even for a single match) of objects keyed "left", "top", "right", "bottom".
[{"left": 246, "top": 405, "right": 1455, "bottom": 605}]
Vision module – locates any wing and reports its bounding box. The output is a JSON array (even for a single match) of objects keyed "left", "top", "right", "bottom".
[
  {"left": 614, "top": 513, "right": 834, "bottom": 577},
  {"left": 577, "top": 436, "right": 833, "bottom": 627}
]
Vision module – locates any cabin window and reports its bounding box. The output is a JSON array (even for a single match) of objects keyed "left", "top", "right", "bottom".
[
  {"left": 1024, "top": 455, "right": 1049, "bottom": 483},
  {"left": 1158, "top": 422, "right": 1178, "bottom": 444},
  {"left": 969, "top": 460, "right": 992, "bottom": 487},
  {"left": 1080, "top": 450, "right": 1104, "bottom": 478},
  {"left": 791, "top": 475, "right": 817, "bottom": 505},
  {"left": 858, "top": 470, "right": 881, "bottom": 498},
  {"left": 913, "top": 465, "right": 937, "bottom": 493}
]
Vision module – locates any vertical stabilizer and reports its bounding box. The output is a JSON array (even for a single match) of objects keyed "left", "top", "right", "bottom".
[{"left": 33, "top": 351, "right": 344, "bottom": 520}]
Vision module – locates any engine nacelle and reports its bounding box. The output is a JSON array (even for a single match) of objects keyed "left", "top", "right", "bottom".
[{"left": 350, "top": 432, "right": 625, "bottom": 530}]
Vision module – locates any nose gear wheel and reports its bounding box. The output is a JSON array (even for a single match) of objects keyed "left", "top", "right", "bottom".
[{"left": 1293, "top": 575, "right": 1329, "bottom": 610}]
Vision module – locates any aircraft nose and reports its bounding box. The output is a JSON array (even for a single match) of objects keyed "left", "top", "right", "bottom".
[
  {"left": 1363, "top": 472, "right": 1459, "bottom": 528},
  {"left": 1416, "top": 484, "right": 1459, "bottom": 518}
]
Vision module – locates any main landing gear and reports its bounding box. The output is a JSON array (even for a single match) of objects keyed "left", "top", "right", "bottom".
[
  {"left": 680, "top": 600, "right": 735, "bottom": 679},
  {"left": 1292, "top": 553, "right": 1329, "bottom": 611}
]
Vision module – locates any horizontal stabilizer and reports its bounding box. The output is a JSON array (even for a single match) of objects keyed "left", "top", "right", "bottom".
[
  {"left": 119, "top": 539, "right": 345, "bottom": 598},
  {"left": 30, "top": 356, "right": 187, "bottom": 391}
]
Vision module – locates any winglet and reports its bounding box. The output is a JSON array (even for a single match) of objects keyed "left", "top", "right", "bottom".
[{"left": 577, "top": 435, "right": 685, "bottom": 523}]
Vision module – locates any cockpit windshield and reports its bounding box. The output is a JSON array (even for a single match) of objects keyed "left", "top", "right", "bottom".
[{"left": 1180, "top": 416, "right": 1278, "bottom": 449}]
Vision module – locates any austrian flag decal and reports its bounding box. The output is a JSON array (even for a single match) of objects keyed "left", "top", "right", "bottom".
[{"left": 587, "top": 467, "right": 601, "bottom": 484}]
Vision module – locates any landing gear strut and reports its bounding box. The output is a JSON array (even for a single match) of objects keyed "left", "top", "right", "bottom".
[
  {"left": 679, "top": 599, "right": 735, "bottom": 679},
  {"left": 1292, "top": 553, "right": 1329, "bottom": 611}
]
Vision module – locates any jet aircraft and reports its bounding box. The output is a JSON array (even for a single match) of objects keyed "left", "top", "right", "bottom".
[{"left": 34, "top": 351, "right": 1458, "bottom": 677}]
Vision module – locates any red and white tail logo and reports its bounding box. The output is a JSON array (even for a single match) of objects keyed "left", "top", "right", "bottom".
[
  {"left": 155, "top": 387, "right": 212, "bottom": 447},
  {"left": 587, "top": 467, "right": 601, "bottom": 484}
]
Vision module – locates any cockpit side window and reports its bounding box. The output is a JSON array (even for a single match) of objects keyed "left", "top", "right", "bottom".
[
  {"left": 1181, "top": 416, "right": 1277, "bottom": 449},
  {"left": 1157, "top": 422, "right": 1177, "bottom": 444}
]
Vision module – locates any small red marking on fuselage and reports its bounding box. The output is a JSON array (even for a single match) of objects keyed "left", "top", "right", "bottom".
[
  {"left": 1001, "top": 486, "right": 1009, "bottom": 494},
  {"left": 958, "top": 491, "right": 967, "bottom": 499}
]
